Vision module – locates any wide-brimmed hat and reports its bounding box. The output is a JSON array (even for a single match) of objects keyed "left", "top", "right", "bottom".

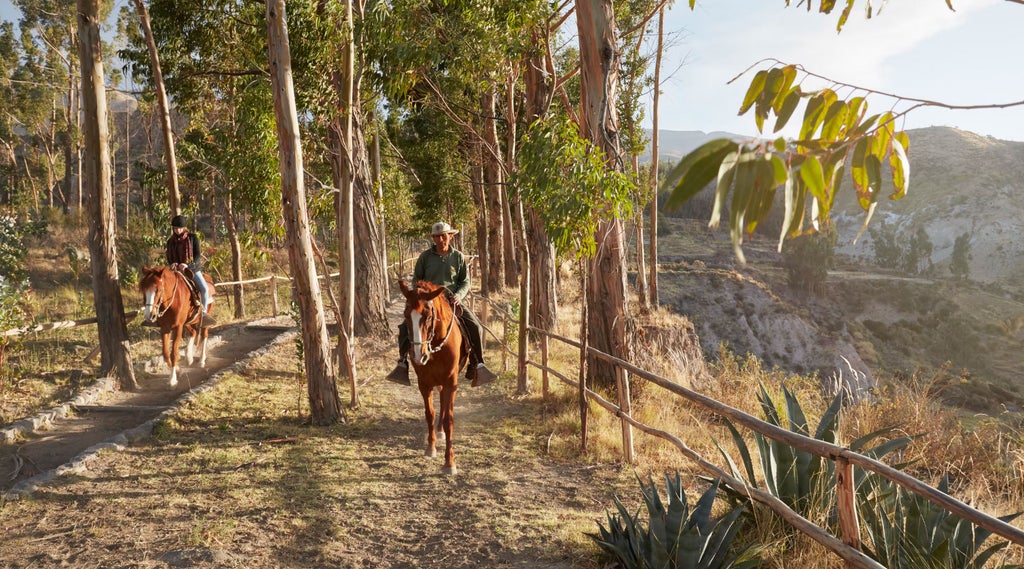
[
  {"left": 430, "top": 221, "right": 459, "bottom": 236},
  {"left": 171, "top": 215, "right": 187, "bottom": 228}
]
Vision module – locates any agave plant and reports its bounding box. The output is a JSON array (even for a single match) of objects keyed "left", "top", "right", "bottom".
[
  {"left": 589, "top": 473, "right": 762, "bottom": 569},
  {"left": 859, "top": 473, "right": 1022, "bottom": 569},
  {"left": 714, "top": 383, "right": 914, "bottom": 522}
]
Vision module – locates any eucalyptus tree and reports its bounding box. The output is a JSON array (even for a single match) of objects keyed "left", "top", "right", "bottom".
[
  {"left": 120, "top": 0, "right": 282, "bottom": 312},
  {"left": 363, "top": 0, "right": 539, "bottom": 292},
  {"left": 287, "top": 0, "right": 390, "bottom": 344},
  {"left": 128, "top": 0, "right": 179, "bottom": 215},
  {"left": 14, "top": 0, "right": 100, "bottom": 213},
  {"left": 0, "top": 22, "right": 19, "bottom": 202},
  {"left": 266, "top": 0, "right": 344, "bottom": 425},
  {"left": 77, "top": 0, "right": 137, "bottom": 389}
]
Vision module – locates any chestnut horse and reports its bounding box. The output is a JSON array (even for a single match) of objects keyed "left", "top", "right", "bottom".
[
  {"left": 139, "top": 266, "right": 216, "bottom": 387},
  {"left": 399, "top": 280, "right": 468, "bottom": 475}
]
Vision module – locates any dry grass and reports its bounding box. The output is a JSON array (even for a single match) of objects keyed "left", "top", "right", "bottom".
[{"left": 4, "top": 230, "right": 1024, "bottom": 566}]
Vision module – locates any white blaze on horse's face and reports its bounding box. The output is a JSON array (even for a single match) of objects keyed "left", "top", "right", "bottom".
[
  {"left": 143, "top": 289, "right": 156, "bottom": 321},
  {"left": 409, "top": 309, "right": 429, "bottom": 365}
]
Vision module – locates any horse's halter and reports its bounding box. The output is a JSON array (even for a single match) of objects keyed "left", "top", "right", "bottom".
[
  {"left": 143, "top": 271, "right": 179, "bottom": 322},
  {"left": 408, "top": 296, "right": 456, "bottom": 364}
]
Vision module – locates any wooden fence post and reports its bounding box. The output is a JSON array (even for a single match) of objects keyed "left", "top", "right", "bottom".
[
  {"left": 837, "top": 455, "right": 861, "bottom": 567},
  {"left": 480, "top": 299, "right": 488, "bottom": 353},
  {"left": 502, "top": 314, "right": 509, "bottom": 372},
  {"left": 541, "top": 333, "right": 549, "bottom": 399},
  {"left": 271, "top": 275, "right": 279, "bottom": 316},
  {"left": 616, "top": 367, "right": 634, "bottom": 464}
]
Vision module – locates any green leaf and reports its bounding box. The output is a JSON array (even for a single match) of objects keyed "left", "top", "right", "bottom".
[
  {"left": 709, "top": 150, "right": 739, "bottom": 230},
  {"left": 773, "top": 87, "right": 802, "bottom": 133},
  {"left": 663, "top": 139, "right": 739, "bottom": 211},
  {"left": 850, "top": 137, "right": 870, "bottom": 201},
  {"left": 770, "top": 65, "right": 798, "bottom": 112},
  {"left": 799, "top": 155, "right": 826, "bottom": 206},
  {"left": 820, "top": 100, "right": 849, "bottom": 142},
  {"left": 890, "top": 131, "right": 910, "bottom": 199},
  {"left": 739, "top": 70, "right": 767, "bottom": 115}
]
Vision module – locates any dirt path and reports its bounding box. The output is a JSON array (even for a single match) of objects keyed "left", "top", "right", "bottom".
[
  {"left": 0, "top": 307, "right": 643, "bottom": 568},
  {"left": 0, "top": 320, "right": 288, "bottom": 493}
]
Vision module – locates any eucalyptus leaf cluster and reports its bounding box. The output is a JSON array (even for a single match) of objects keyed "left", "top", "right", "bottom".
[
  {"left": 513, "top": 114, "right": 635, "bottom": 259},
  {"left": 663, "top": 64, "right": 910, "bottom": 263}
]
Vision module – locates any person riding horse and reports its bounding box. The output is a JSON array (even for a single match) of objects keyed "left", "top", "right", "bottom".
[
  {"left": 386, "top": 221, "right": 496, "bottom": 387},
  {"left": 165, "top": 214, "right": 215, "bottom": 326}
]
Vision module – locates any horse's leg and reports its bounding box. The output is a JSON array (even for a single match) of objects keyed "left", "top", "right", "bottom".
[
  {"left": 440, "top": 383, "right": 457, "bottom": 475},
  {"left": 169, "top": 325, "right": 184, "bottom": 387},
  {"left": 185, "top": 326, "right": 196, "bottom": 365},
  {"left": 198, "top": 327, "right": 208, "bottom": 368},
  {"left": 421, "top": 385, "right": 437, "bottom": 458},
  {"left": 161, "top": 329, "right": 177, "bottom": 387}
]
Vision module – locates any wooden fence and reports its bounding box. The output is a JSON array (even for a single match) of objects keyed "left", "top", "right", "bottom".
[{"left": 468, "top": 293, "right": 1024, "bottom": 569}]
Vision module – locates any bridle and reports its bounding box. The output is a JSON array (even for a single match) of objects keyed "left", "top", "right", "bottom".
[
  {"left": 409, "top": 296, "right": 457, "bottom": 360},
  {"left": 144, "top": 270, "right": 179, "bottom": 321}
]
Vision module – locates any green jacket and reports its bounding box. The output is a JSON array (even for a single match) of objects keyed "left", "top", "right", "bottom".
[{"left": 413, "top": 246, "right": 469, "bottom": 301}]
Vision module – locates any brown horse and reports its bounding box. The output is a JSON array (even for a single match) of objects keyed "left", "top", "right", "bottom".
[
  {"left": 399, "top": 279, "right": 468, "bottom": 475},
  {"left": 139, "top": 266, "right": 216, "bottom": 387}
]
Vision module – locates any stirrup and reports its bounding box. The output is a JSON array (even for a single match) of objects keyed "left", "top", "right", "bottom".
[
  {"left": 470, "top": 363, "right": 496, "bottom": 387},
  {"left": 385, "top": 361, "right": 410, "bottom": 385}
]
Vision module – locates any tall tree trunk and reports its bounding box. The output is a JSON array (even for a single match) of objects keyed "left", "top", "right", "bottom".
[
  {"left": 225, "top": 192, "right": 245, "bottom": 318},
  {"left": 351, "top": 111, "right": 388, "bottom": 337},
  {"left": 471, "top": 154, "right": 488, "bottom": 297},
  {"left": 62, "top": 50, "right": 76, "bottom": 213},
  {"left": 523, "top": 43, "right": 557, "bottom": 334},
  {"left": 266, "top": 0, "right": 343, "bottom": 425},
  {"left": 634, "top": 154, "right": 649, "bottom": 310},
  {"left": 132, "top": 0, "right": 180, "bottom": 215},
  {"left": 482, "top": 89, "right": 504, "bottom": 293},
  {"left": 329, "top": 0, "right": 359, "bottom": 406},
  {"left": 77, "top": 0, "right": 137, "bottom": 390},
  {"left": 649, "top": 6, "right": 664, "bottom": 308},
  {"left": 577, "top": 0, "right": 630, "bottom": 390},
  {"left": 368, "top": 110, "right": 388, "bottom": 299}
]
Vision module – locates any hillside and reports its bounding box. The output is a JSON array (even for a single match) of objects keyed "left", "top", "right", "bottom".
[{"left": 651, "top": 126, "right": 1024, "bottom": 415}]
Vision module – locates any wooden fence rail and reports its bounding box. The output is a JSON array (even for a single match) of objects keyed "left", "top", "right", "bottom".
[{"left": 468, "top": 293, "right": 1024, "bottom": 568}]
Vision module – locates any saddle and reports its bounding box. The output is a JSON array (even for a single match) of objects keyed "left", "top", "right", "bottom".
[
  {"left": 447, "top": 297, "right": 472, "bottom": 370},
  {"left": 177, "top": 267, "right": 204, "bottom": 309}
]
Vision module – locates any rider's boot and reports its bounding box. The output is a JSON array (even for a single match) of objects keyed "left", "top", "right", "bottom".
[
  {"left": 468, "top": 362, "right": 496, "bottom": 387},
  {"left": 385, "top": 359, "right": 410, "bottom": 385}
]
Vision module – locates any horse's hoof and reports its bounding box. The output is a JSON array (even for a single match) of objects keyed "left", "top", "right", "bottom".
[
  {"left": 425, "top": 449, "right": 436, "bottom": 458},
  {"left": 442, "top": 465, "right": 457, "bottom": 476}
]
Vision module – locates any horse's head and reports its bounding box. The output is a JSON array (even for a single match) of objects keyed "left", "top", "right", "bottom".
[
  {"left": 399, "top": 279, "right": 450, "bottom": 366},
  {"left": 139, "top": 265, "right": 171, "bottom": 323}
]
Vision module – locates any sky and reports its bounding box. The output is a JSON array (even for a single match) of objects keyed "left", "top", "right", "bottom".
[
  {"left": 652, "top": 0, "right": 1024, "bottom": 141},
  {"left": 2, "top": 1, "right": 1023, "bottom": 142}
]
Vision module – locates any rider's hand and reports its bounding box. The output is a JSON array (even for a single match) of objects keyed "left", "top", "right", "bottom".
[{"left": 445, "top": 289, "right": 460, "bottom": 308}]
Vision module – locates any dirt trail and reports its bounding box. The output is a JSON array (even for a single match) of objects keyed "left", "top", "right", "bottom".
[{"left": 0, "top": 320, "right": 288, "bottom": 493}]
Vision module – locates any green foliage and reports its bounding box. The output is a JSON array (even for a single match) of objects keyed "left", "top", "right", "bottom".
[
  {"left": 950, "top": 232, "right": 972, "bottom": 280},
  {"left": 589, "top": 474, "right": 761, "bottom": 569},
  {"left": 662, "top": 63, "right": 910, "bottom": 262},
  {"left": 869, "top": 223, "right": 935, "bottom": 275},
  {"left": 716, "top": 384, "right": 912, "bottom": 523},
  {"left": 780, "top": 230, "right": 834, "bottom": 294},
  {"left": 859, "top": 473, "right": 1022, "bottom": 569},
  {"left": 0, "top": 275, "right": 29, "bottom": 387},
  {"left": 513, "top": 113, "right": 635, "bottom": 258},
  {"left": 0, "top": 210, "right": 29, "bottom": 281}
]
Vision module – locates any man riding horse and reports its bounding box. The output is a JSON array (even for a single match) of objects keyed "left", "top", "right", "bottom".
[{"left": 386, "top": 221, "right": 496, "bottom": 387}]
